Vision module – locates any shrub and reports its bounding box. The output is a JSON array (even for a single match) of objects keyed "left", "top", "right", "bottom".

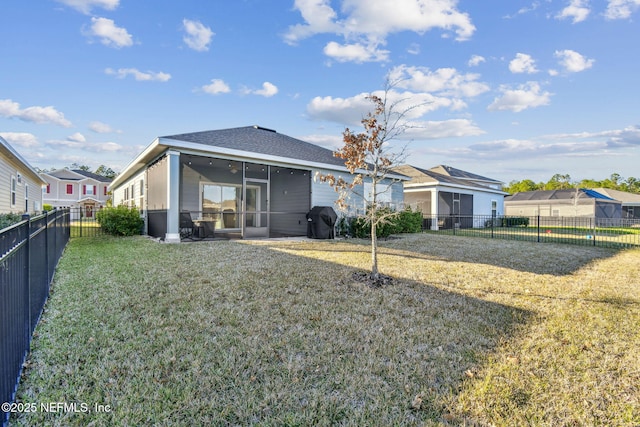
[
  {"left": 344, "top": 206, "right": 423, "bottom": 238},
  {"left": 96, "top": 205, "right": 144, "bottom": 236},
  {"left": 43, "top": 204, "right": 54, "bottom": 212},
  {"left": 502, "top": 216, "right": 529, "bottom": 227},
  {"left": 0, "top": 213, "right": 23, "bottom": 230}
]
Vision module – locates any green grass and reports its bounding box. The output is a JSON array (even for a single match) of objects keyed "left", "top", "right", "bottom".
[{"left": 11, "top": 234, "right": 640, "bottom": 426}]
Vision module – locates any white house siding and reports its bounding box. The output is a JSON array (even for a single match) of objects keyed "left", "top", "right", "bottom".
[
  {"left": 311, "top": 167, "right": 404, "bottom": 216},
  {"left": 1, "top": 154, "right": 43, "bottom": 214},
  {"left": 112, "top": 169, "right": 145, "bottom": 209}
]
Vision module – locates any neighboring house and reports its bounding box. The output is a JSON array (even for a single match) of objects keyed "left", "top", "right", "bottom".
[
  {"left": 110, "top": 125, "right": 407, "bottom": 242},
  {"left": 394, "top": 164, "right": 507, "bottom": 229},
  {"left": 0, "top": 135, "right": 46, "bottom": 215},
  {"left": 591, "top": 188, "right": 640, "bottom": 219},
  {"left": 504, "top": 189, "right": 621, "bottom": 219},
  {"left": 41, "top": 169, "right": 112, "bottom": 219}
]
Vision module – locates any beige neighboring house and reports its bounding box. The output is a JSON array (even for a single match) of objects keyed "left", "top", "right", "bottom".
[
  {"left": 0, "top": 135, "right": 46, "bottom": 215},
  {"left": 592, "top": 188, "right": 640, "bottom": 219},
  {"left": 41, "top": 169, "right": 112, "bottom": 220}
]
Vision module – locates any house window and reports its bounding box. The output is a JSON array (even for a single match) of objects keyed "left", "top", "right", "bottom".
[
  {"left": 24, "top": 184, "right": 29, "bottom": 212},
  {"left": 491, "top": 200, "right": 497, "bottom": 217},
  {"left": 83, "top": 185, "right": 96, "bottom": 196},
  {"left": 139, "top": 180, "right": 144, "bottom": 196},
  {"left": 66, "top": 184, "right": 73, "bottom": 194},
  {"left": 10, "top": 176, "right": 17, "bottom": 207}
]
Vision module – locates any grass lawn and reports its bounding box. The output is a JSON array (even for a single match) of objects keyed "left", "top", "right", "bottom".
[{"left": 11, "top": 234, "right": 640, "bottom": 426}]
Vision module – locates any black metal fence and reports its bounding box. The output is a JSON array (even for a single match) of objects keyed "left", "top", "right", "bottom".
[
  {"left": 422, "top": 214, "right": 640, "bottom": 249},
  {"left": 69, "top": 207, "right": 106, "bottom": 238},
  {"left": 1, "top": 209, "right": 70, "bottom": 426}
]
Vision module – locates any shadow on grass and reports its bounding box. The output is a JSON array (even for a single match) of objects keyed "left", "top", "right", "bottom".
[
  {"left": 289, "top": 233, "right": 620, "bottom": 276},
  {"left": 14, "top": 236, "right": 534, "bottom": 426}
]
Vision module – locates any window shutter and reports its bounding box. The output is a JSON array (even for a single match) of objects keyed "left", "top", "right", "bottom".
[
  {"left": 83, "top": 185, "right": 87, "bottom": 195},
  {"left": 47, "top": 184, "right": 50, "bottom": 194},
  {"left": 93, "top": 185, "right": 97, "bottom": 195}
]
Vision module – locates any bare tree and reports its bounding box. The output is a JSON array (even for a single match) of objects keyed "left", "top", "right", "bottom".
[{"left": 316, "top": 84, "right": 416, "bottom": 282}]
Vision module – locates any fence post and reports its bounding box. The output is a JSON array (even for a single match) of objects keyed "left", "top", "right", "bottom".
[
  {"left": 537, "top": 215, "right": 540, "bottom": 243},
  {"left": 21, "top": 214, "right": 32, "bottom": 351}
]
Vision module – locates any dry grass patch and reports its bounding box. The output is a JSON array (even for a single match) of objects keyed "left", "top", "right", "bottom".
[{"left": 11, "top": 234, "right": 640, "bottom": 426}]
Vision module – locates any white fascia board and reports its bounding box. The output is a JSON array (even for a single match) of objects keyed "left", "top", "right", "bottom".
[
  {"left": 110, "top": 138, "right": 162, "bottom": 189},
  {"left": 404, "top": 181, "right": 508, "bottom": 195}
]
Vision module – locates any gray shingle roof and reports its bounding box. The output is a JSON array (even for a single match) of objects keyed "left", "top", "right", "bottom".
[
  {"left": 163, "top": 125, "right": 346, "bottom": 168},
  {"left": 505, "top": 189, "right": 615, "bottom": 202},
  {"left": 72, "top": 169, "right": 112, "bottom": 183},
  {"left": 396, "top": 164, "right": 504, "bottom": 192},
  {"left": 429, "top": 164, "right": 502, "bottom": 184}
]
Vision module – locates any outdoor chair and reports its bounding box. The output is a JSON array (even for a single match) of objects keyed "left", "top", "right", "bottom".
[{"left": 179, "top": 211, "right": 196, "bottom": 240}]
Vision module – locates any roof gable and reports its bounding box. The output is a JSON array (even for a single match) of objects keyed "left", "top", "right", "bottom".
[
  {"left": 429, "top": 164, "right": 502, "bottom": 184},
  {"left": 0, "top": 136, "right": 47, "bottom": 185},
  {"left": 394, "top": 164, "right": 507, "bottom": 194}
]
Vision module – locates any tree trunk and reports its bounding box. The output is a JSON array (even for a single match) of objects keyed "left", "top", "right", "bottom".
[{"left": 371, "top": 220, "right": 379, "bottom": 278}]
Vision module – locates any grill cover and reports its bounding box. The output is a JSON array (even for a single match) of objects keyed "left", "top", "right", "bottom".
[{"left": 306, "top": 206, "right": 337, "bottom": 239}]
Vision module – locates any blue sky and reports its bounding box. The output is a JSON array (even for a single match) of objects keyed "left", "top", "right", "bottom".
[{"left": 1, "top": 0, "right": 639, "bottom": 184}]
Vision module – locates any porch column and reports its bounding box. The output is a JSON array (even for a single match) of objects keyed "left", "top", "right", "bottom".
[
  {"left": 431, "top": 188, "right": 439, "bottom": 230},
  {"left": 165, "top": 150, "right": 181, "bottom": 243}
]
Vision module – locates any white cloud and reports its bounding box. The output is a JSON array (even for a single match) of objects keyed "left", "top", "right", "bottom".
[
  {"left": 0, "top": 132, "right": 39, "bottom": 148},
  {"left": 468, "top": 55, "right": 485, "bottom": 67},
  {"left": 201, "top": 79, "right": 231, "bottom": 95},
  {"left": 182, "top": 19, "right": 214, "bottom": 52},
  {"left": 605, "top": 0, "right": 640, "bottom": 19},
  {"left": 55, "top": 0, "right": 119, "bottom": 14},
  {"left": 404, "top": 119, "right": 485, "bottom": 139},
  {"left": 556, "top": 0, "right": 591, "bottom": 23},
  {"left": 323, "top": 41, "right": 389, "bottom": 63},
  {"left": 246, "top": 82, "right": 279, "bottom": 97},
  {"left": 509, "top": 53, "right": 538, "bottom": 74},
  {"left": 307, "top": 89, "right": 465, "bottom": 127},
  {"left": 0, "top": 99, "right": 72, "bottom": 127},
  {"left": 554, "top": 49, "right": 594, "bottom": 72},
  {"left": 389, "top": 65, "right": 490, "bottom": 98},
  {"left": 86, "top": 17, "right": 133, "bottom": 48},
  {"left": 47, "top": 137, "right": 123, "bottom": 152},
  {"left": 504, "top": 2, "right": 541, "bottom": 19},
  {"left": 488, "top": 82, "right": 552, "bottom": 112},
  {"left": 105, "top": 68, "right": 171, "bottom": 82},
  {"left": 89, "top": 121, "right": 115, "bottom": 133},
  {"left": 67, "top": 132, "right": 86, "bottom": 143},
  {"left": 407, "top": 43, "right": 421, "bottom": 55},
  {"left": 285, "top": 0, "right": 475, "bottom": 63}
]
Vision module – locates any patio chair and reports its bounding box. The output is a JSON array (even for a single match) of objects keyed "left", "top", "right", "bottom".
[{"left": 179, "top": 211, "right": 196, "bottom": 240}]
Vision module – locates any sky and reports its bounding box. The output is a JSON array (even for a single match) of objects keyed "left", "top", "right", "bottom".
[{"left": 1, "top": 0, "right": 639, "bottom": 184}]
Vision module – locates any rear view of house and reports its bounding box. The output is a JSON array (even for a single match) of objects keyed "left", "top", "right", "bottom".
[
  {"left": 504, "top": 189, "right": 621, "bottom": 219},
  {"left": 41, "top": 169, "right": 112, "bottom": 219},
  {"left": 110, "top": 125, "right": 406, "bottom": 241},
  {"left": 0, "top": 136, "right": 46, "bottom": 215},
  {"left": 395, "top": 164, "right": 507, "bottom": 229}
]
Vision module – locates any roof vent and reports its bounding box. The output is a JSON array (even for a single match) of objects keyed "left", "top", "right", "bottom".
[{"left": 253, "top": 125, "right": 276, "bottom": 133}]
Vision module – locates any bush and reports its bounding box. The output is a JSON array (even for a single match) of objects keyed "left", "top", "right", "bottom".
[
  {"left": 43, "top": 204, "right": 54, "bottom": 212},
  {"left": 0, "top": 213, "right": 23, "bottom": 230},
  {"left": 96, "top": 205, "right": 144, "bottom": 236},
  {"left": 484, "top": 217, "right": 530, "bottom": 228},
  {"left": 344, "top": 206, "right": 423, "bottom": 238},
  {"left": 501, "top": 216, "right": 529, "bottom": 227}
]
